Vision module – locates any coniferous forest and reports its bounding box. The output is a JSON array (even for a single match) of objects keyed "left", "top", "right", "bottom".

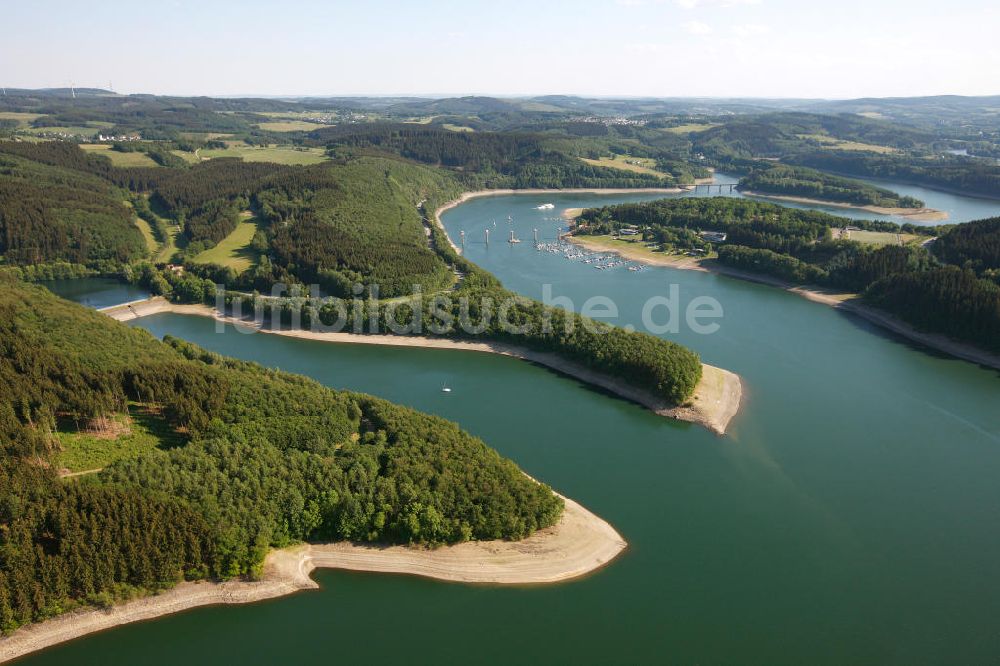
[
  {"left": 0, "top": 281, "right": 563, "bottom": 633},
  {"left": 737, "top": 164, "right": 924, "bottom": 208},
  {"left": 0, "top": 140, "right": 705, "bottom": 406}
]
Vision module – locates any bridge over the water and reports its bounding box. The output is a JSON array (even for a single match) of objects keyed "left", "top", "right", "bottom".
[{"left": 690, "top": 183, "right": 738, "bottom": 194}]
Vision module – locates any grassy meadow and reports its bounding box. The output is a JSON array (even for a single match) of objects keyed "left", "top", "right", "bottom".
[
  {"left": 79, "top": 143, "right": 161, "bottom": 167},
  {"left": 198, "top": 144, "right": 329, "bottom": 165},
  {"left": 191, "top": 213, "right": 260, "bottom": 271},
  {"left": 581, "top": 154, "right": 663, "bottom": 176},
  {"left": 55, "top": 404, "right": 184, "bottom": 474}
]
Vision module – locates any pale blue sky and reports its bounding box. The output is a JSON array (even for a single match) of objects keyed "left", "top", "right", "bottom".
[{"left": 4, "top": 0, "right": 998, "bottom": 98}]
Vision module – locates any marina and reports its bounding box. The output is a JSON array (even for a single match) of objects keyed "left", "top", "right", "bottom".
[{"left": 31, "top": 183, "right": 1000, "bottom": 666}]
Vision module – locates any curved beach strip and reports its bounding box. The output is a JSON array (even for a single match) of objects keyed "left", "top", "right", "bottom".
[
  {"left": 739, "top": 190, "right": 948, "bottom": 221},
  {"left": 0, "top": 497, "right": 626, "bottom": 663},
  {"left": 566, "top": 236, "right": 1000, "bottom": 371},
  {"left": 432, "top": 187, "right": 687, "bottom": 253},
  {"left": 103, "top": 299, "right": 743, "bottom": 435}
]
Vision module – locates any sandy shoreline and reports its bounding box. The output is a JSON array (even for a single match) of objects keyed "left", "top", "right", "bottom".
[
  {"left": 0, "top": 495, "right": 626, "bottom": 663},
  {"left": 103, "top": 299, "right": 743, "bottom": 435},
  {"left": 740, "top": 190, "right": 949, "bottom": 221},
  {"left": 566, "top": 235, "right": 1000, "bottom": 371}
]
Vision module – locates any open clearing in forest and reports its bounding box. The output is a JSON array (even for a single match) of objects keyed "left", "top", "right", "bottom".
[
  {"left": 198, "top": 144, "right": 329, "bottom": 165},
  {"left": 797, "top": 133, "right": 898, "bottom": 154},
  {"left": 257, "top": 120, "right": 333, "bottom": 132},
  {"left": 133, "top": 216, "right": 159, "bottom": 254},
  {"left": 55, "top": 404, "right": 184, "bottom": 474},
  {"left": 79, "top": 143, "right": 160, "bottom": 167},
  {"left": 191, "top": 213, "right": 260, "bottom": 271},
  {"left": 661, "top": 123, "right": 718, "bottom": 134},
  {"left": 580, "top": 154, "right": 663, "bottom": 176},
  {"left": 839, "top": 229, "right": 921, "bottom": 245}
]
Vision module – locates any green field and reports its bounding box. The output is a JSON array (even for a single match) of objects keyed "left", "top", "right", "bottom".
[
  {"left": 170, "top": 149, "right": 201, "bottom": 164},
  {"left": 257, "top": 120, "right": 332, "bottom": 132},
  {"left": 662, "top": 123, "right": 718, "bottom": 134},
  {"left": 198, "top": 144, "right": 329, "bottom": 165},
  {"left": 23, "top": 125, "right": 101, "bottom": 138},
  {"left": 79, "top": 143, "right": 161, "bottom": 166},
  {"left": 156, "top": 224, "right": 183, "bottom": 263},
  {"left": 581, "top": 154, "right": 663, "bottom": 176},
  {"left": 177, "top": 131, "right": 234, "bottom": 141},
  {"left": 138, "top": 195, "right": 184, "bottom": 263},
  {"left": 0, "top": 111, "right": 47, "bottom": 127},
  {"left": 133, "top": 216, "right": 159, "bottom": 254},
  {"left": 797, "top": 133, "right": 898, "bottom": 154},
  {"left": 191, "top": 213, "right": 260, "bottom": 271},
  {"left": 55, "top": 404, "right": 184, "bottom": 474},
  {"left": 844, "top": 229, "right": 921, "bottom": 245}
]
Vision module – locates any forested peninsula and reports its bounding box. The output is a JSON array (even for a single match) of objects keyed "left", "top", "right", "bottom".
[
  {"left": 574, "top": 198, "right": 1000, "bottom": 360},
  {"left": 736, "top": 164, "right": 945, "bottom": 219},
  {"left": 0, "top": 141, "right": 713, "bottom": 409},
  {"left": 0, "top": 280, "right": 602, "bottom": 642}
]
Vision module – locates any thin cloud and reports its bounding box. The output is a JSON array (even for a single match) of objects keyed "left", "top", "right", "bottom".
[
  {"left": 675, "top": 0, "right": 761, "bottom": 8},
  {"left": 731, "top": 23, "right": 769, "bottom": 37},
  {"left": 682, "top": 20, "right": 713, "bottom": 35}
]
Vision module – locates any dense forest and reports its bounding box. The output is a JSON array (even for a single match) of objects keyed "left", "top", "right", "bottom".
[
  {"left": 865, "top": 267, "right": 1000, "bottom": 352},
  {"left": 575, "top": 197, "right": 999, "bottom": 353},
  {"left": 0, "top": 140, "right": 706, "bottom": 407},
  {"left": 307, "top": 124, "right": 679, "bottom": 189},
  {"left": 261, "top": 158, "right": 462, "bottom": 297},
  {"left": 931, "top": 216, "right": 1000, "bottom": 275},
  {"left": 679, "top": 111, "right": 1000, "bottom": 200},
  {"left": 787, "top": 152, "right": 1000, "bottom": 199},
  {"left": 738, "top": 164, "right": 924, "bottom": 208},
  {"left": 691, "top": 112, "right": 938, "bottom": 161},
  {"left": 174, "top": 281, "right": 703, "bottom": 404},
  {"left": 5, "top": 87, "right": 1000, "bottom": 643},
  {"left": 0, "top": 149, "right": 148, "bottom": 266},
  {"left": 577, "top": 197, "right": 843, "bottom": 254},
  {"left": 0, "top": 281, "right": 563, "bottom": 633},
  {"left": 0, "top": 143, "right": 459, "bottom": 298}
]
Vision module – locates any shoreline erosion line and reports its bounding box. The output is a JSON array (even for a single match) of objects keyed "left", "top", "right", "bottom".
[
  {"left": 738, "top": 190, "right": 949, "bottom": 221},
  {"left": 0, "top": 496, "right": 627, "bottom": 663},
  {"left": 101, "top": 299, "right": 743, "bottom": 436},
  {"left": 566, "top": 235, "right": 1000, "bottom": 371},
  {"left": 431, "top": 186, "right": 689, "bottom": 255}
]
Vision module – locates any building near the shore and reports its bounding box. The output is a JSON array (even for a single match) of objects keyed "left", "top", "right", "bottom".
[{"left": 699, "top": 231, "right": 727, "bottom": 243}]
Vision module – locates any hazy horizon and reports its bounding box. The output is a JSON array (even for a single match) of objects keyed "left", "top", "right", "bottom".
[
  {"left": 8, "top": 88, "right": 1000, "bottom": 102},
  {"left": 4, "top": 0, "right": 999, "bottom": 99}
]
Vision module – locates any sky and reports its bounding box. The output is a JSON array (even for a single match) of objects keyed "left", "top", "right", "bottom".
[{"left": 3, "top": 0, "right": 999, "bottom": 99}]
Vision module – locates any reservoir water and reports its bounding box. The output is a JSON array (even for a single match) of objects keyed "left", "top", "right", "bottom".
[
  {"left": 692, "top": 172, "right": 1000, "bottom": 225},
  {"left": 29, "top": 186, "right": 1000, "bottom": 665},
  {"left": 41, "top": 277, "right": 148, "bottom": 310}
]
